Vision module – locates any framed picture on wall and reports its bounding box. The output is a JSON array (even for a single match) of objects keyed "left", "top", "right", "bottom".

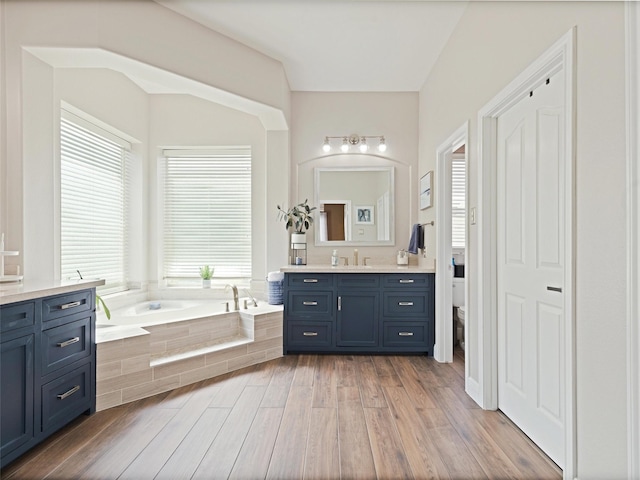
[
  {"left": 355, "top": 205, "right": 374, "bottom": 225},
  {"left": 420, "top": 171, "right": 433, "bottom": 210}
]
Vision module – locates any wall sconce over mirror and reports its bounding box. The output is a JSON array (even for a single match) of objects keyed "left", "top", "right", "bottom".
[{"left": 322, "top": 134, "right": 386, "bottom": 154}]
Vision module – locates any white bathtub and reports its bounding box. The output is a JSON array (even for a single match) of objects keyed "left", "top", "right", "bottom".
[{"left": 97, "top": 299, "right": 232, "bottom": 328}]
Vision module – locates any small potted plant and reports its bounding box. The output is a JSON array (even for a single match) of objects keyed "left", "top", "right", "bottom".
[{"left": 199, "top": 265, "right": 214, "bottom": 288}]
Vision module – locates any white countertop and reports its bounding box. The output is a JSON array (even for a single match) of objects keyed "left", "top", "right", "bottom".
[
  {"left": 280, "top": 265, "right": 436, "bottom": 274},
  {"left": 0, "top": 278, "right": 105, "bottom": 305}
]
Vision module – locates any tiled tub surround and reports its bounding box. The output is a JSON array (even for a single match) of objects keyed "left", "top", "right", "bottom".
[{"left": 95, "top": 304, "right": 283, "bottom": 411}]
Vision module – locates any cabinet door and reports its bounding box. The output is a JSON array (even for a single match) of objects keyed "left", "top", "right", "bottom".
[
  {"left": 336, "top": 291, "right": 379, "bottom": 347},
  {"left": 1, "top": 334, "right": 35, "bottom": 458}
]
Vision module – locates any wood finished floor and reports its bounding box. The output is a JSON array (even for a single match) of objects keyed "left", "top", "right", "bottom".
[{"left": 2, "top": 349, "right": 561, "bottom": 480}]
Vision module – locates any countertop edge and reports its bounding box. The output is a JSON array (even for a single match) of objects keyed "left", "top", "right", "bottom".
[
  {"left": 279, "top": 265, "right": 436, "bottom": 274},
  {"left": 0, "top": 279, "right": 106, "bottom": 305}
]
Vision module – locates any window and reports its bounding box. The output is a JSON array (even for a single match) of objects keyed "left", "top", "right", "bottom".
[
  {"left": 60, "top": 110, "right": 130, "bottom": 293},
  {"left": 451, "top": 153, "right": 466, "bottom": 249},
  {"left": 162, "top": 148, "right": 251, "bottom": 285}
]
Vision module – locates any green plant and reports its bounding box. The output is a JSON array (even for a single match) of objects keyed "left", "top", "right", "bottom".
[
  {"left": 277, "top": 199, "right": 317, "bottom": 233},
  {"left": 199, "top": 265, "right": 214, "bottom": 280},
  {"left": 96, "top": 294, "right": 111, "bottom": 320}
]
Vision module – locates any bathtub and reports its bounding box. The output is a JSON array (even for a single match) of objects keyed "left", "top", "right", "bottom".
[
  {"left": 95, "top": 296, "right": 284, "bottom": 411},
  {"left": 97, "top": 299, "right": 230, "bottom": 328}
]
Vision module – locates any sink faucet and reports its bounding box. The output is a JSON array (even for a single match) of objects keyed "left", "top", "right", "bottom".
[
  {"left": 242, "top": 289, "right": 258, "bottom": 307},
  {"left": 225, "top": 284, "right": 239, "bottom": 311},
  {"left": 354, "top": 249, "right": 359, "bottom": 266}
]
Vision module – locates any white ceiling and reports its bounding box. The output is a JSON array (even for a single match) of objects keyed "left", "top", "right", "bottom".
[{"left": 157, "top": 1, "right": 469, "bottom": 92}]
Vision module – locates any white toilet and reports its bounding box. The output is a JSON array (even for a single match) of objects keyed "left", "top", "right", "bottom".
[{"left": 452, "top": 277, "right": 465, "bottom": 349}]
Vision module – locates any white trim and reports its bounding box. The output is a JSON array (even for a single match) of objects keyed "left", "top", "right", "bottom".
[
  {"left": 626, "top": 2, "right": 640, "bottom": 478},
  {"left": 434, "top": 122, "right": 468, "bottom": 365},
  {"left": 476, "top": 28, "right": 576, "bottom": 478}
]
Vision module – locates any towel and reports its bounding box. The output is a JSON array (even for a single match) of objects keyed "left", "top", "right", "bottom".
[
  {"left": 267, "top": 271, "right": 284, "bottom": 282},
  {"left": 408, "top": 223, "right": 424, "bottom": 254}
]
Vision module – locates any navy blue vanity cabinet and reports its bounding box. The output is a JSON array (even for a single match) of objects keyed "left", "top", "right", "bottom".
[
  {"left": 336, "top": 274, "right": 380, "bottom": 349},
  {"left": 382, "top": 273, "right": 435, "bottom": 355},
  {"left": 0, "top": 301, "right": 37, "bottom": 465},
  {"left": 0, "top": 288, "right": 96, "bottom": 469},
  {"left": 283, "top": 271, "right": 434, "bottom": 355},
  {"left": 283, "top": 273, "right": 335, "bottom": 353}
]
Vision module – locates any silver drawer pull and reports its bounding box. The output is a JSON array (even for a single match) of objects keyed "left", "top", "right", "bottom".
[
  {"left": 398, "top": 302, "right": 414, "bottom": 306},
  {"left": 303, "top": 301, "right": 318, "bottom": 306},
  {"left": 303, "top": 332, "right": 318, "bottom": 336},
  {"left": 57, "top": 385, "right": 81, "bottom": 400},
  {"left": 398, "top": 332, "right": 414, "bottom": 336},
  {"left": 303, "top": 279, "right": 318, "bottom": 283},
  {"left": 60, "top": 301, "right": 81, "bottom": 310},
  {"left": 399, "top": 279, "right": 414, "bottom": 284},
  {"left": 57, "top": 337, "right": 80, "bottom": 348}
]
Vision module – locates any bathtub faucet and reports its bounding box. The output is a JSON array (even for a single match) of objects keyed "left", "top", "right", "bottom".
[
  {"left": 242, "top": 289, "right": 258, "bottom": 307},
  {"left": 225, "top": 284, "right": 239, "bottom": 311}
]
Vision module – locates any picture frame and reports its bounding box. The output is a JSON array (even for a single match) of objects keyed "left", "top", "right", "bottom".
[
  {"left": 355, "top": 205, "right": 374, "bottom": 225},
  {"left": 420, "top": 171, "right": 433, "bottom": 210}
]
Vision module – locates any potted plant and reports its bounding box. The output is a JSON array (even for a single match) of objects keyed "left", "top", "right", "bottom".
[
  {"left": 277, "top": 199, "right": 316, "bottom": 236},
  {"left": 277, "top": 199, "right": 316, "bottom": 264},
  {"left": 199, "top": 265, "right": 214, "bottom": 288}
]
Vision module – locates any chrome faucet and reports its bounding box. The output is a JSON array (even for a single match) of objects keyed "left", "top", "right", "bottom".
[
  {"left": 225, "top": 284, "right": 239, "bottom": 311},
  {"left": 354, "top": 249, "right": 359, "bottom": 266},
  {"left": 242, "top": 289, "right": 258, "bottom": 307}
]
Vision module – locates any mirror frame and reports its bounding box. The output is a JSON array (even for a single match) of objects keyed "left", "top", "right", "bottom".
[{"left": 314, "top": 166, "right": 395, "bottom": 247}]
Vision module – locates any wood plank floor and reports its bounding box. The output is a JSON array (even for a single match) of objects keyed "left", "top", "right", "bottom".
[{"left": 2, "top": 349, "right": 562, "bottom": 480}]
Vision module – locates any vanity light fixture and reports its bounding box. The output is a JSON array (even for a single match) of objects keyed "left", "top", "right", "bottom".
[
  {"left": 341, "top": 137, "right": 349, "bottom": 153},
  {"left": 321, "top": 134, "right": 387, "bottom": 154}
]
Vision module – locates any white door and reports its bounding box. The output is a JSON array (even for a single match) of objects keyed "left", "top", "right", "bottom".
[{"left": 497, "top": 70, "right": 565, "bottom": 468}]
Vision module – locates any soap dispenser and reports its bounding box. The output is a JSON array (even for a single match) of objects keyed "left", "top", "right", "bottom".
[{"left": 331, "top": 249, "right": 339, "bottom": 266}]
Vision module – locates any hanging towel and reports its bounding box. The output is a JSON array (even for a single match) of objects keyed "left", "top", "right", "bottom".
[{"left": 408, "top": 223, "right": 424, "bottom": 254}]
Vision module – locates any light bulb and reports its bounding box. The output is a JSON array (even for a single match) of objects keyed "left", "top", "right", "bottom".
[
  {"left": 359, "top": 138, "right": 368, "bottom": 153},
  {"left": 322, "top": 137, "right": 331, "bottom": 153},
  {"left": 378, "top": 137, "right": 387, "bottom": 152},
  {"left": 341, "top": 137, "right": 349, "bottom": 153}
]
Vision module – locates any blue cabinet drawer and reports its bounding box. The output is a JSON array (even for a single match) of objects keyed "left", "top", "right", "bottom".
[
  {"left": 42, "top": 290, "right": 92, "bottom": 322},
  {"left": 383, "top": 293, "right": 427, "bottom": 316},
  {"left": 336, "top": 274, "right": 380, "bottom": 288},
  {"left": 287, "top": 321, "right": 332, "bottom": 348},
  {"left": 382, "top": 274, "right": 433, "bottom": 289},
  {"left": 287, "top": 291, "right": 333, "bottom": 318},
  {"left": 41, "top": 317, "right": 92, "bottom": 376},
  {"left": 383, "top": 323, "right": 427, "bottom": 347},
  {"left": 287, "top": 273, "right": 334, "bottom": 288},
  {"left": 41, "top": 363, "right": 91, "bottom": 433},
  {"left": 1, "top": 302, "right": 35, "bottom": 333}
]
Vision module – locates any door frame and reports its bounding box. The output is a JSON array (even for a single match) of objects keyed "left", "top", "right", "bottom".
[
  {"left": 476, "top": 28, "right": 576, "bottom": 477},
  {"left": 626, "top": 2, "right": 640, "bottom": 477},
  {"left": 434, "top": 122, "right": 468, "bottom": 364}
]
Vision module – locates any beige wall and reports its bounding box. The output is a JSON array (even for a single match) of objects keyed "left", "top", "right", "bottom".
[
  {"left": 1, "top": 0, "right": 291, "bottom": 285},
  {"left": 291, "top": 92, "right": 419, "bottom": 265},
  {"left": 418, "top": 2, "right": 627, "bottom": 477}
]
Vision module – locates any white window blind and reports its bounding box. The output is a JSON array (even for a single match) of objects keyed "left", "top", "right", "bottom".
[
  {"left": 163, "top": 148, "right": 251, "bottom": 284},
  {"left": 60, "top": 110, "right": 130, "bottom": 293},
  {"left": 451, "top": 154, "right": 466, "bottom": 249}
]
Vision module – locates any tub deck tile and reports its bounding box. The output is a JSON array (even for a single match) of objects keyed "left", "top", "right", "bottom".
[{"left": 151, "top": 334, "right": 252, "bottom": 368}]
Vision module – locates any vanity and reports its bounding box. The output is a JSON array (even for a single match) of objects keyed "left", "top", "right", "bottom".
[
  {"left": 0, "top": 279, "right": 103, "bottom": 468},
  {"left": 281, "top": 266, "right": 435, "bottom": 355}
]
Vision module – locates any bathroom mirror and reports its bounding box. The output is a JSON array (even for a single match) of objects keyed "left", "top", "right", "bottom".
[{"left": 314, "top": 167, "right": 394, "bottom": 246}]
